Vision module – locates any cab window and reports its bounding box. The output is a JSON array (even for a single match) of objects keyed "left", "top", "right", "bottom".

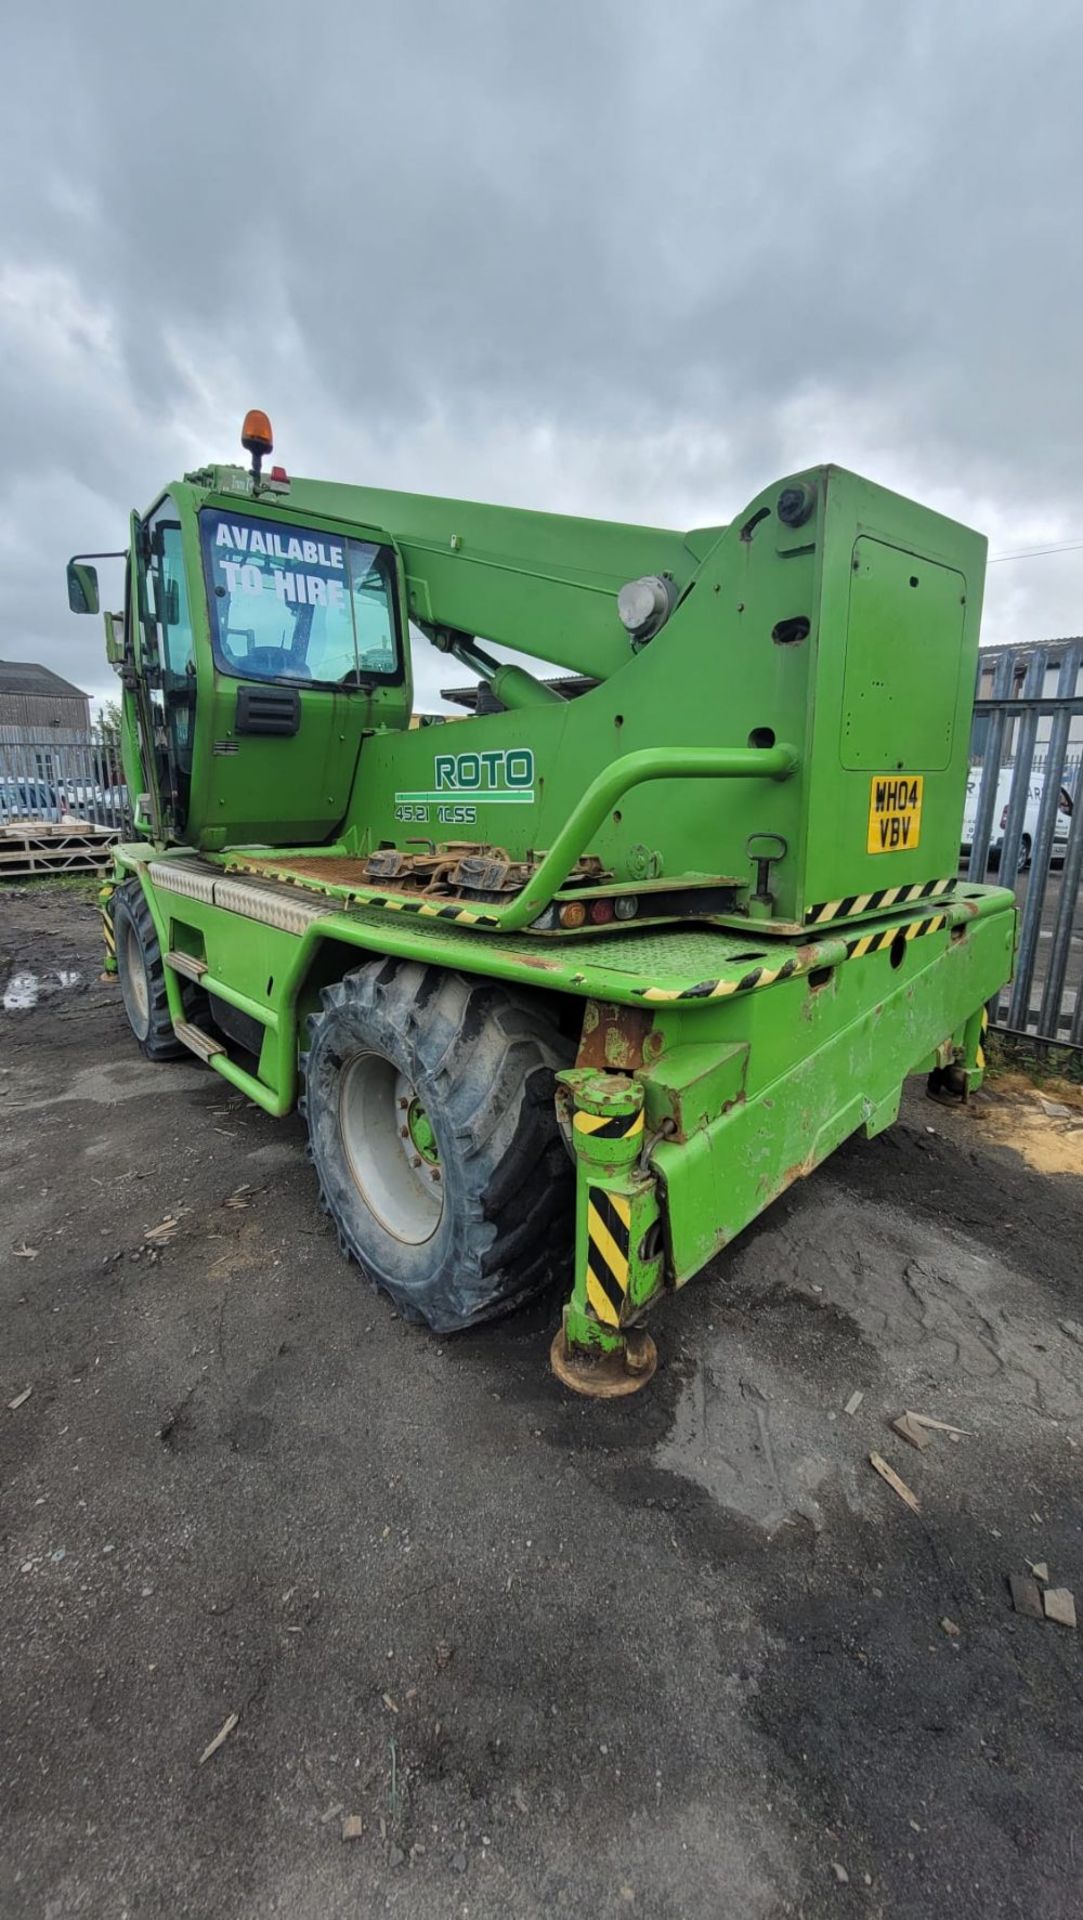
[{"left": 200, "top": 509, "right": 401, "bottom": 687}]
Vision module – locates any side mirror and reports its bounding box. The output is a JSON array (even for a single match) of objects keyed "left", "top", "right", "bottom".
[{"left": 67, "top": 561, "right": 100, "bottom": 616}]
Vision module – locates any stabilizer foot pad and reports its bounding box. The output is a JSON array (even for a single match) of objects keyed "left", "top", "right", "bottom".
[{"left": 549, "top": 1327, "right": 658, "bottom": 1398}]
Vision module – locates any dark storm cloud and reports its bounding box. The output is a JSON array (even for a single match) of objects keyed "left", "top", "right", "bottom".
[{"left": 3, "top": 0, "right": 1083, "bottom": 706}]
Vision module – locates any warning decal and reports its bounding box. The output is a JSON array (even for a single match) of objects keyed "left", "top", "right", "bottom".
[{"left": 867, "top": 774, "right": 924, "bottom": 854}]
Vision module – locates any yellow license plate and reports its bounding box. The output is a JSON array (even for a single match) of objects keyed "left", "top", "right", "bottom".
[{"left": 867, "top": 774, "right": 923, "bottom": 854}]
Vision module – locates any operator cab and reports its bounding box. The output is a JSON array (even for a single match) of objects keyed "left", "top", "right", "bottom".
[{"left": 67, "top": 412, "right": 412, "bottom": 851}]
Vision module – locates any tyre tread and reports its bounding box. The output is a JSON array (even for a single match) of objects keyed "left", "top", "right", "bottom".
[
  {"left": 302, "top": 961, "right": 575, "bottom": 1331},
  {"left": 114, "top": 878, "right": 187, "bottom": 1062}
]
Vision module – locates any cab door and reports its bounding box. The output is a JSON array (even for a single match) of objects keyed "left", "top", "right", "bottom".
[
  {"left": 186, "top": 504, "right": 411, "bottom": 851},
  {"left": 126, "top": 499, "right": 195, "bottom": 841}
]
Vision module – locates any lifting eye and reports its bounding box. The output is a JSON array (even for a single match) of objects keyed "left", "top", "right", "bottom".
[{"left": 740, "top": 506, "right": 771, "bottom": 542}]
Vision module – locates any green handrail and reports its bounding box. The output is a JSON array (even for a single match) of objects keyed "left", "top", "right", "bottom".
[{"left": 492, "top": 743, "right": 798, "bottom": 931}]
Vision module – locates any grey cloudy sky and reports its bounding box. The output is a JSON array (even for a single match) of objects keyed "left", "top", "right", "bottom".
[{"left": 3, "top": 0, "right": 1082, "bottom": 712}]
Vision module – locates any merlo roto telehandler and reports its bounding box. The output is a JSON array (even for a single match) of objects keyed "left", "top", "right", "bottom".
[{"left": 67, "top": 412, "right": 1015, "bottom": 1393}]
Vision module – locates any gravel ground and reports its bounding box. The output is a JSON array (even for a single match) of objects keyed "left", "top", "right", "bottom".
[{"left": 2, "top": 884, "right": 1082, "bottom": 1920}]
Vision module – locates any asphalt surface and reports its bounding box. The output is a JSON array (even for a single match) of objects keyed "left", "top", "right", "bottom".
[{"left": 2, "top": 885, "right": 1083, "bottom": 1920}]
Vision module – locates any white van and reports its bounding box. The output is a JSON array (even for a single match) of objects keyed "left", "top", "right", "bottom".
[{"left": 961, "top": 768, "right": 1074, "bottom": 872}]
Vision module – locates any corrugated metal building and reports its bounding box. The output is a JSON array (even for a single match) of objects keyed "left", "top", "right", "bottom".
[
  {"left": 975, "top": 640, "right": 1083, "bottom": 750},
  {"left": 0, "top": 660, "right": 91, "bottom": 746}
]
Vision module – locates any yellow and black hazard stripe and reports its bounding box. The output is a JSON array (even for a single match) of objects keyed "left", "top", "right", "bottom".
[
  {"left": 637, "top": 955, "right": 802, "bottom": 1004},
  {"left": 843, "top": 912, "right": 946, "bottom": 959},
  {"left": 361, "top": 892, "right": 501, "bottom": 930},
  {"left": 633, "top": 910, "right": 950, "bottom": 1004},
  {"left": 805, "top": 877, "right": 951, "bottom": 927},
  {"left": 99, "top": 882, "right": 117, "bottom": 960},
  {"left": 977, "top": 1005, "right": 988, "bottom": 1071},
  {"left": 585, "top": 1185, "right": 632, "bottom": 1325},
  {"left": 226, "top": 862, "right": 501, "bottom": 930},
  {"left": 573, "top": 1107, "right": 645, "bottom": 1142}
]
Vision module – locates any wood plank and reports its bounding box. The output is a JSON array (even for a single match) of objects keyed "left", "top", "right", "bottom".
[{"left": 869, "top": 1451, "right": 921, "bottom": 1514}]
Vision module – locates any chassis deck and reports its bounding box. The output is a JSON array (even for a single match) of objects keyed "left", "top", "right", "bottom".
[{"left": 125, "top": 847, "right": 1010, "bottom": 1012}]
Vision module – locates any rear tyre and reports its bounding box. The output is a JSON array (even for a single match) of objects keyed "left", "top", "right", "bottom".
[
  {"left": 114, "top": 878, "right": 186, "bottom": 1062},
  {"left": 301, "top": 959, "right": 575, "bottom": 1332},
  {"left": 1017, "top": 834, "right": 1032, "bottom": 874}
]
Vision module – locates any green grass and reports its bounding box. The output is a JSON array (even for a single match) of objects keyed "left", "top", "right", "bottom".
[
  {"left": 1, "top": 873, "right": 104, "bottom": 900},
  {"left": 985, "top": 1029, "right": 1083, "bottom": 1089}
]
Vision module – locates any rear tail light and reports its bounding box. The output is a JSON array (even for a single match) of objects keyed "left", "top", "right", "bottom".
[{"left": 589, "top": 900, "right": 614, "bottom": 924}]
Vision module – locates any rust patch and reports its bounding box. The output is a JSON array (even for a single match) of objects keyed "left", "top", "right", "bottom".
[
  {"left": 230, "top": 857, "right": 371, "bottom": 891},
  {"left": 758, "top": 1156, "right": 813, "bottom": 1205},
  {"left": 575, "top": 1000, "right": 654, "bottom": 1071},
  {"left": 794, "top": 942, "right": 826, "bottom": 968},
  {"left": 779, "top": 1158, "right": 811, "bottom": 1191}
]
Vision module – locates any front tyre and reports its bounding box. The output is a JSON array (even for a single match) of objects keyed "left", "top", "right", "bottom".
[
  {"left": 301, "top": 960, "right": 575, "bottom": 1332},
  {"left": 114, "top": 878, "right": 187, "bottom": 1062}
]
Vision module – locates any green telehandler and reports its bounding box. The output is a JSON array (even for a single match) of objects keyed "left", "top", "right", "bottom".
[{"left": 68, "top": 412, "right": 1015, "bottom": 1394}]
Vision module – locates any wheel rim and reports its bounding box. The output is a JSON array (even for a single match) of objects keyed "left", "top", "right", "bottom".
[
  {"left": 120, "top": 917, "right": 151, "bottom": 1039},
  {"left": 338, "top": 1052, "right": 444, "bottom": 1245}
]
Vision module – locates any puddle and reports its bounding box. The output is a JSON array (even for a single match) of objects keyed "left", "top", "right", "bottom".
[{"left": 2, "top": 968, "right": 83, "bottom": 1011}]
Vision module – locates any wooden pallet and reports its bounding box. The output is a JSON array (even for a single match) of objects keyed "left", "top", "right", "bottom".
[{"left": 0, "top": 820, "right": 119, "bottom": 879}]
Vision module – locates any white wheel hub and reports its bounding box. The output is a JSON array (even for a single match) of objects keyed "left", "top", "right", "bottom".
[{"left": 338, "top": 1052, "right": 444, "bottom": 1245}]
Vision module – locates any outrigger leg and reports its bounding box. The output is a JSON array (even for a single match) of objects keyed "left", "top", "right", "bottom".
[
  {"left": 550, "top": 1068, "right": 666, "bottom": 1398},
  {"left": 927, "top": 1003, "right": 990, "bottom": 1104}
]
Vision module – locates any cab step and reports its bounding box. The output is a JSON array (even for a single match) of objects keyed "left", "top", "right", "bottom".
[
  {"left": 166, "top": 950, "right": 208, "bottom": 983},
  {"left": 173, "top": 1020, "right": 226, "bottom": 1062}
]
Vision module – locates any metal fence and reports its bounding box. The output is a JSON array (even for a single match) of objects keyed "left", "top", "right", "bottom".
[
  {"left": 967, "top": 643, "right": 1083, "bottom": 1048},
  {"left": 0, "top": 735, "right": 130, "bottom": 833}
]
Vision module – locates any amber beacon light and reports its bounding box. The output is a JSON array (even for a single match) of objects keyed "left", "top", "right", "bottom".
[{"left": 241, "top": 409, "right": 274, "bottom": 483}]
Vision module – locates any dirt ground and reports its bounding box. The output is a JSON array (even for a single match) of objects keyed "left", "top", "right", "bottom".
[{"left": 2, "top": 885, "right": 1082, "bottom": 1920}]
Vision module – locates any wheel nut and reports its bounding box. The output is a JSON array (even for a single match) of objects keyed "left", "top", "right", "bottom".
[
  {"left": 411, "top": 1154, "right": 422, "bottom": 1168},
  {"left": 400, "top": 1126, "right": 409, "bottom": 1138}
]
